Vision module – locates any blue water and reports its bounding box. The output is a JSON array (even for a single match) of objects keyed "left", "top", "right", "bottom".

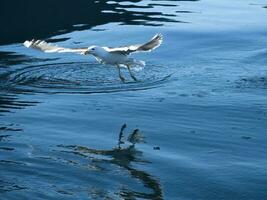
[{"left": 1, "top": 0, "right": 267, "bottom": 199}]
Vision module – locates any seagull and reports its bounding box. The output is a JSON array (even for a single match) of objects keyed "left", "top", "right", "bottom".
[{"left": 23, "top": 34, "right": 163, "bottom": 82}]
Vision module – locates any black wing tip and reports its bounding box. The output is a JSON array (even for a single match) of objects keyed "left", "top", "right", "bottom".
[
  {"left": 23, "top": 39, "right": 42, "bottom": 48},
  {"left": 151, "top": 33, "right": 163, "bottom": 48},
  {"left": 154, "top": 33, "right": 163, "bottom": 42},
  {"left": 23, "top": 39, "right": 34, "bottom": 48},
  {"left": 152, "top": 33, "right": 163, "bottom": 48}
]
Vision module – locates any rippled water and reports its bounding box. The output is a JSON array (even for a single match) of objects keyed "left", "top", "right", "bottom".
[
  {"left": 2, "top": 62, "right": 173, "bottom": 94},
  {"left": 1, "top": 0, "right": 267, "bottom": 199}
]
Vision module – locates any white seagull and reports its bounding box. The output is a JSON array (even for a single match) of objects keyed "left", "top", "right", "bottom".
[{"left": 23, "top": 34, "right": 163, "bottom": 82}]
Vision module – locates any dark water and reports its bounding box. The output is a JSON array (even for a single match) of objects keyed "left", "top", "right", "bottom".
[{"left": 1, "top": 0, "right": 267, "bottom": 199}]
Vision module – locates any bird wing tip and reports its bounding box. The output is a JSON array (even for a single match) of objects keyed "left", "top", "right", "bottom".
[
  {"left": 23, "top": 40, "right": 32, "bottom": 48},
  {"left": 152, "top": 33, "right": 163, "bottom": 48},
  {"left": 156, "top": 33, "right": 163, "bottom": 43},
  {"left": 151, "top": 33, "right": 163, "bottom": 47}
]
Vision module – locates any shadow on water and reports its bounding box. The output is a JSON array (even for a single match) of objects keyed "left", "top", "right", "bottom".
[
  {"left": 58, "top": 124, "right": 163, "bottom": 200},
  {"left": 0, "top": 0, "right": 199, "bottom": 45}
]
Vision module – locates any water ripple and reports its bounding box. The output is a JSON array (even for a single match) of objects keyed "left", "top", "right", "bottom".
[
  {"left": 4, "top": 62, "right": 173, "bottom": 94},
  {"left": 235, "top": 76, "right": 267, "bottom": 90}
]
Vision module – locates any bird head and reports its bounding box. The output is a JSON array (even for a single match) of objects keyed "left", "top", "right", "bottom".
[{"left": 84, "top": 46, "right": 102, "bottom": 56}]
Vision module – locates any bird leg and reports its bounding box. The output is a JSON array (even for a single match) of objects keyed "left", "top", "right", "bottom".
[
  {"left": 126, "top": 65, "right": 138, "bottom": 81},
  {"left": 116, "top": 64, "right": 125, "bottom": 82}
]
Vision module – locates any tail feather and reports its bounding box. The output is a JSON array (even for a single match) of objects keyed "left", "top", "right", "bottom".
[{"left": 133, "top": 60, "right": 146, "bottom": 67}]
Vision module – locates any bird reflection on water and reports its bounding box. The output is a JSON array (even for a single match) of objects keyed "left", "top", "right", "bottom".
[{"left": 58, "top": 124, "right": 163, "bottom": 200}]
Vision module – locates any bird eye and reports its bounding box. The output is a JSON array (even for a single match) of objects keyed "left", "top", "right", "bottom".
[{"left": 92, "top": 48, "right": 95, "bottom": 51}]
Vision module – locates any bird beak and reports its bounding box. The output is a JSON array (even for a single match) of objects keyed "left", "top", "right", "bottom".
[{"left": 82, "top": 50, "right": 89, "bottom": 55}]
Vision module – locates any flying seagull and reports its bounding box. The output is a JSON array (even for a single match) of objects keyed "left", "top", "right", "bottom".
[{"left": 23, "top": 34, "right": 163, "bottom": 82}]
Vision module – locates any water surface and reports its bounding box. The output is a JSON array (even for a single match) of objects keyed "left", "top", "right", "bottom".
[{"left": 1, "top": 0, "right": 267, "bottom": 199}]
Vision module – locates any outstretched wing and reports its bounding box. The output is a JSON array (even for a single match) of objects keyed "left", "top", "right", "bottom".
[
  {"left": 105, "top": 34, "right": 163, "bottom": 55},
  {"left": 23, "top": 39, "right": 87, "bottom": 54}
]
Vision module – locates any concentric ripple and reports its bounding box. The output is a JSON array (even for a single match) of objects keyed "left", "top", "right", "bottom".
[{"left": 4, "top": 62, "right": 173, "bottom": 94}]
